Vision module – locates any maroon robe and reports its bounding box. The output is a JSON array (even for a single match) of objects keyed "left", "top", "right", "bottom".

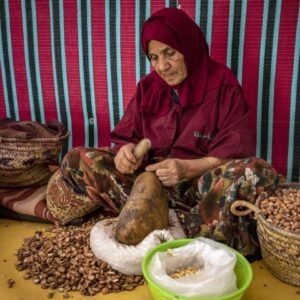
[{"left": 110, "top": 8, "right": 255, "bottom": 160}]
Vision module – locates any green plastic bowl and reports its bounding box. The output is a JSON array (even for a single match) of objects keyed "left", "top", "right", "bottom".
[{"left": 142, "top": 239, "right": 253, "bottom": 300}]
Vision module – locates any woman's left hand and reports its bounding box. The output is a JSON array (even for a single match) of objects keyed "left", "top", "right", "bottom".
[{"left": 145, "top": 158, "right": 187, "bottom": 186}]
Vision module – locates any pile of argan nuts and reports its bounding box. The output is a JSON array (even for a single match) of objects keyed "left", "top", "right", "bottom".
[
  {"left": 169, "top": 266, "right": 201, "bottom": 279},
  {"left": 15, "top": 217, "right": 145, "bottom": 298},
  {"left": 259, "top": 187, "right": 300, "bottom": 233}
]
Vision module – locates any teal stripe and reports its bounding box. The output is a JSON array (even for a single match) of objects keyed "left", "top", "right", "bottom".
[
  {"left": 206, "top": 0, "right": 213, "bottom": 52},
  {"left": 116, "top": 0, "right": 124, "bottom": 119},
  {"left": 4, "top": 0, "right": 19, "bottom": 120},
  {"left": 49, "top": 0, "right": 60, "bottom": 121},
  {"left": 287, "top": 6, "right": 300, "bottom": 181},
  {"left": 105, "top": 0, "right": 115, "bottom": 132},
  {"left": 78, "top": 0, "right": 89, "bottom": 146},
  {"left": 87, "top": 0, "right": 98, "bottom": 146},
  {"left": 49, "top": 1, "right": 65, "bottom": 161},
  {"left": 145, "top": 0, "right": 151, "bottom": 74},
  {"left": 0, "top": 24, "right": 10, "bottom": 118},
  {"left": 50, "top": 1, "right": 73, "bottom": 153},
  {"left": 59, "top": 0, "right": 72, "bottom": 149},
  {"left": 226, "top": 0, "right": 235, "bottom": 68},
  {"left": 22, "top": 0, "right": 35, "bottom": 120},
  {"left": 135, "top": 0, "right": 140, "bottom": 83},
  {"left": 31, "top": 0, "right": 45, "bottom": 123},
  {"left": 195, "top": 0, "right": 200, "bottom": 25},
  {"left": 165, "top": 0, "right": 170, "bottom": 7},
  {"left": 267, "top": 0, "right": 282, "bottom": 163},
  {"left": 237, "top": 0, "right": 247, "bottom": 84},
  {"left": 256, "top": 1, "right": 269, "bottom": 157}
]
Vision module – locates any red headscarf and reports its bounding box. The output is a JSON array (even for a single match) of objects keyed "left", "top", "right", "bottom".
[{"left": 140, "top": 8, "right": 238, "bottom": 115}]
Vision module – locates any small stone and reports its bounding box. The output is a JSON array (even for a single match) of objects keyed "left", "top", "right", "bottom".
[
  {"left": 7, "top": 278, "right": 15, "bottom": 288},
  {"left": 47, "top": 292, "right": 55, "bottom": 298}
]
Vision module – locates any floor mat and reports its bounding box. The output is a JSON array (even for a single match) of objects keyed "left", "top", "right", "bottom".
[{"left": 0, "top": 219, "right": 299, "bottom": 300}]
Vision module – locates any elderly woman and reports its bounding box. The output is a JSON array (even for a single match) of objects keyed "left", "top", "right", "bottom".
[{"left": 47, "top": 8, "right": 279, "bottom": 256}]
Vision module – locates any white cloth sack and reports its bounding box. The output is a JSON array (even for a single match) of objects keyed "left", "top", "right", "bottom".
[
  {"left": 149, "top": 238, "right": 237, "bottom": 298},
  {"left": 90, "top": 209, "right": 186, "bottom": 275}
]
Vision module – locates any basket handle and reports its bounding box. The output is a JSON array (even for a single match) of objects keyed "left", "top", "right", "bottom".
[{"left": 230, "top": 200, "right": 260, "bottom": 217}]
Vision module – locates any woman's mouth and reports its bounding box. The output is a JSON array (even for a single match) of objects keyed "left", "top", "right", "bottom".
[
  {"left": 163, "top": 73, "right": 177, "bottom": 81},
  {"left": 163, "top": 73, "right": 175, "bottom": 78}
]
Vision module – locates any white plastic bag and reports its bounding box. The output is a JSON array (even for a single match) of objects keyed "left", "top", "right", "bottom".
[
  {"left": 149, "top": 238, "right": 237, "bottom": 298},
  {"left": 90, "top": 209, "right": 186, "bottom": 275}
]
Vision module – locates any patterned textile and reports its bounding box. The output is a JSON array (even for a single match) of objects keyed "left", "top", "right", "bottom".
[
  {"left": 0, "top": 1, "right": 299, "bottom": 181},
  {"left": 46, "top": 147, "right": 136, "bottom": 224},
  {"left": 47, "top": 148, "right": 282, "bottom": 255},
  {"left": 47, "top": 168, "right": 107, "bottom": 225},
  {"left": 0, "top": 164, "right": 61, "bottom": 224},
  {"left": 0, "top": 186, "right": 57, "bottom": 224},
  {"left": 175, "top": 158, "right": 283, "bottom": 256}
]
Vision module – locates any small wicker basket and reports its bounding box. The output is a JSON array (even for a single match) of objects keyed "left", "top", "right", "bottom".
[
  {"left": 0, "top": 121, "right": 69, "bottom": 187},
  {"left": 231, "top": 186, "right": 300, "bottom": 287}
]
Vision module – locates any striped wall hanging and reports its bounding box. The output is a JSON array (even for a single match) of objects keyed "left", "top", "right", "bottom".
[{"left": 0, "top": 0, "right": 299, "bottom": 182}]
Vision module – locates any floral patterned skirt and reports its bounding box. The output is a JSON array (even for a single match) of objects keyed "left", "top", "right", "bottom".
[{"left": 46, "top": 147, "right": 282, "bottom": 255}]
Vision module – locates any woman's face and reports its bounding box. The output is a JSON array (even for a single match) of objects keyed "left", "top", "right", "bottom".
[{"left": 148, "top": 40, "right": 187, "bottom": 86}]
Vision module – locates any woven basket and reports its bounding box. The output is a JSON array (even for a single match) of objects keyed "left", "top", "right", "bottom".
[
  {"left": 231, "top": 187, "right": 300, "bottom": 287},
  {"left": 0, "top": 130, "right": 69, "bottom": 187}
]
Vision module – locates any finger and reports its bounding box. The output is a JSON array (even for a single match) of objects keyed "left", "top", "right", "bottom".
[
  {"left": 156, "top": 168, "right": 170, "bottom": 178},
  {"left": 120, "top": 160, "right": 135, "bottom": 173},
  {"left": 158, "top": 174, "right": 164, "bottom": 182},
  {"left": 123, "top": 148, "right": 137, "bottom": 164},
  {"left": 116, "top": 156, "right": 135, "bottom": 173},
  {"left": 161, "top": 178, "right": 175, "bottom": 187},
  {"left": 145, "top": 161, "right": 164, "bottom": 171},
  {"left": 118, "top": 165, "right": 134, "bottom": 174},
  {"left": 153, "top": 168, "right": 173, "bottom": 182},
  {"left": 121, "top": 155, "right": 143, "bottom": 173},
  {"left": 158, "top": 174, "right": 171, "bottom": 182}
]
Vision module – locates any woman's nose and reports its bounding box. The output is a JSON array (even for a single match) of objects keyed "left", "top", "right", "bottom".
[{"left": 158, "top": 57, "right": 170, "bottom": 72}]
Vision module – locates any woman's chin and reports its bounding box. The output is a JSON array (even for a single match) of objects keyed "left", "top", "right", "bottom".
[{"left": 163, "top": 77, "right": 180, "bottom": 86}]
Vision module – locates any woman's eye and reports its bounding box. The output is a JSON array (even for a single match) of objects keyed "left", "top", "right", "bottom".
[
  {"left": 166, "top": 50, "right": 175, "bottom": 57},
  {"left": 150, "top": 56, "right": 158, "bottom": 63}
]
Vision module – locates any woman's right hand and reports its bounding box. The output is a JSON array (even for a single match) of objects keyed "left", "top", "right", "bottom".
[{"left": 114, "top": 143, "right": 143, "bottom": 174}]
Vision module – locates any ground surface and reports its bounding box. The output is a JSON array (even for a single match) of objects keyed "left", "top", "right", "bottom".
[{"left": 1, "top": 219, "right": 300, "bottom": 300}]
